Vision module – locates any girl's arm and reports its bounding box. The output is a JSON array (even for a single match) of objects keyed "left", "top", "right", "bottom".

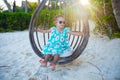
[
  {"left": 34, "top": 29, "right": 51, "bottom": 33},
  {"left": 68, "top": 31, "right": 84, "bottom": 36}
]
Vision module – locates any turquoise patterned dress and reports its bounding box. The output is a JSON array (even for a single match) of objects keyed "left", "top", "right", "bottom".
[{"left": 42, "top": 26, "right": 71, "bottom": 55}]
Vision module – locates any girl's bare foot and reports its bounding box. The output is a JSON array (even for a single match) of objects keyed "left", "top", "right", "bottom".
[
  {"left": 39, "top": 59, "right": 47, "bottom": 67},
  {"left": 49, "top": 62, "right": 56, "bottom": 70}
]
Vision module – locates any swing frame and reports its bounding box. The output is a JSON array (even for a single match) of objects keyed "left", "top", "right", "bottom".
[{"left": 29, "top": 0, "right": 89, "bottom": 64}]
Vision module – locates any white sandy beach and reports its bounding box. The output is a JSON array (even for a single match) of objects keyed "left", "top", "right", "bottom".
[{"left": 0, "top": 21, "right": 120, "bottom": 80}]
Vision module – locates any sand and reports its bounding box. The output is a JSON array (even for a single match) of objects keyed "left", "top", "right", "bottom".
[{"left": 0, "top": 21, "right": 120, "bottom": 80}]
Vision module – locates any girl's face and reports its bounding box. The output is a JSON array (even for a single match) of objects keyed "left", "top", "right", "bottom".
[{"left": 55, "top": 17, "right": 65, "bottom": 29}]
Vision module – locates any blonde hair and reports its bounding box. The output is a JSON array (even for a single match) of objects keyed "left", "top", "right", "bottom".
[{"left": 53, "top": 14, "right": 65, "bottom": 25}]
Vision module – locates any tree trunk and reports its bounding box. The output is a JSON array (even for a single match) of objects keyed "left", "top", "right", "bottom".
[
  {"left": 13, "top": 0, "right": 16, "bottom": 12},
  {"left": 111, "top": 0, "right": 120, "bottom": 30},
  {"left": 38, "top": 0, "right": 40, "bottom": 4},
  {"left": 3, "top": 0, "right": 12, "bottom": 12},
  {"left": 25, "top": 0, "right": 28, "bottom": 13}
]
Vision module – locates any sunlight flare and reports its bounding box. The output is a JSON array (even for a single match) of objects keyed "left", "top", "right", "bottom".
[{"left": 80, "top": 0, "right": 90, "bottom": 5}]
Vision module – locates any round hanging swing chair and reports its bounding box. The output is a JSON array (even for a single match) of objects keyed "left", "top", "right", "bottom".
[{"left": 29, "top": 0, "right": 89, "bottom": 64}]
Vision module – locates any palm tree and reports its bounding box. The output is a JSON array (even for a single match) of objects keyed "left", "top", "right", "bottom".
[
  {"left": 3, "top": 0, "right": 12, "bottom": 12},
  {"left": 25, "top": 0, "right": 28, "bottom": 13},
  {"left": 13, "top": 0, "right": 16, "bottom": 12},
  {"left": 111, "top": 0, "right": 120, "bottom": 30}
]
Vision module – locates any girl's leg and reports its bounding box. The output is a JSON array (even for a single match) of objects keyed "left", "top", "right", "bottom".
[
  {"left": 40, "top": 54, "right": 51, "bottom": 67},
  {"left": 52, "top": 54, "right": 60, "bottom": 64},
  {"left": 44, "top": 54, "right": 52, "bottom": 63},
  {"left": 50, "top": 55, "right": 59, "bottom": 70}
]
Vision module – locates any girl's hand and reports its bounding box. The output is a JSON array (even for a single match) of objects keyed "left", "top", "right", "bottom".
[
  {"left": 79, "top": 32, "right": 84, "bottom": 36},
  {"left": 34, "top": 29, "right": 51, "bottom": 33},
  {"left": 69, "top": 31, "right": 84, "bottom": 36}
]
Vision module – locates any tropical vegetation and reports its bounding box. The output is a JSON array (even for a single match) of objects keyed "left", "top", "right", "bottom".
[{"left": 0, "top": 0, "right": 120, "bottom": 38}]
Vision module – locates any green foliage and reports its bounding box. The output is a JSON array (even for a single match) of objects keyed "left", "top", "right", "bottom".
[
  {"left": 37, "top": 9, "right": 61, "bottom": 29},
  {"left": 28, "top": 2, "right": 38, "bottom": 13},
  {"left": 108, "top": 31, "right": 120, "bottom": 39},
  {"left": 0, "top": 12, "right": 31, "bottom": 32},
  {"left": 102, "top": 15, "right": 112, "bottom": 23},
  {"left": 93, "top": 25, "right": 120, "bottom": 39},
  {"left": 113, "top": 32, "right": 120, "bottom": 38},
  {"left": 89, "top": 0, "right": 120, "bottom": 38},
  {"left": 36, "top": 5, "right": 78, "bottom": 29},
  {"left": 64, "top": 7, "right": 78, "bottom": 27},
  {"left": 16, "top": 6, "right": 25, "bottom": 12}
]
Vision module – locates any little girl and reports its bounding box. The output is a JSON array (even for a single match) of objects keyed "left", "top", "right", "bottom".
[{"left": 35, "top": 15, "right": 83, "bottom": 70}]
